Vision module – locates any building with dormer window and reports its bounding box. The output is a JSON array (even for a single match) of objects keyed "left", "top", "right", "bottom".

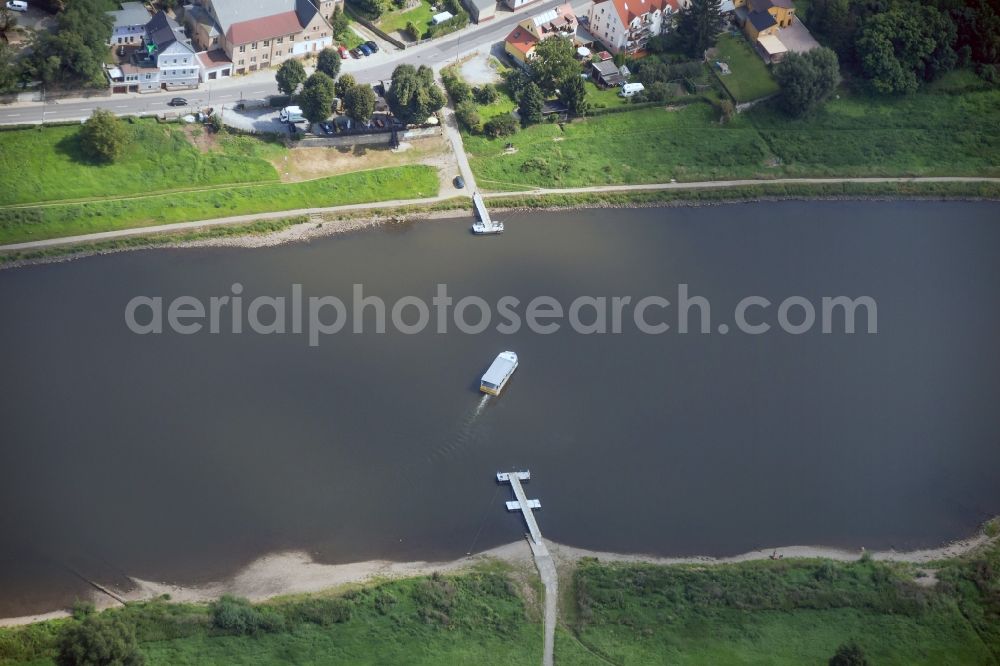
[{"left": 587, "top": 0, "right": 678, "bottom": 55}]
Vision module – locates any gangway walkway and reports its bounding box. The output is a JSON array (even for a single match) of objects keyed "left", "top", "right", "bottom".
[{"left": 497, "top": 471, "right": 556, "bottom": 666}]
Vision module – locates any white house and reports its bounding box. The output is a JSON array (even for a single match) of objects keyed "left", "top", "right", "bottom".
[
  {"left": 133, "top": 11, "right": 201, "bottom": 92},
  {"left": 587, "top": 0, "right": 679, "bottom": 54},
  {"left": 106, "top": 1, "right": 151, "bottom": 46}
]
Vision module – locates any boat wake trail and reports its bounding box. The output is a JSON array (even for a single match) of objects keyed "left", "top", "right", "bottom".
[{"left": 426, "top": 395, "right": 491, "bottom": 462}]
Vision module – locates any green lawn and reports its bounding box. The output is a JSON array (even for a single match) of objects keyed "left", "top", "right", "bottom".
[
  {"left": 0, "top": 165, "right": 439, "bottom": 244},
  {"left": 464, "top": 86, "right": 1000, "bottom": 189},
  {"left": 376, "top": 0, "right": 434, "bottom": 36},
  {"left": 584, "top": 80, "right": 628, "bottom": 109},
  {"left": 0, "top": 120, "right": 283, "bottom": 206},
  {"left": 713, "top": 33, "right": 780, "bottom": 103}
]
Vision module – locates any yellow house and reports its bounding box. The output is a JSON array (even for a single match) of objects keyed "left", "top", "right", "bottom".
[{"left": 734, "top": 0, "right": 794, "bottom": 40}]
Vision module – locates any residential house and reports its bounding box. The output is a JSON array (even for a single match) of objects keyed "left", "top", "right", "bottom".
[
  {"left": 503, "top": 0, "right": 541, "bottom": 11},
  {"left": 734, "top": 0, "right": 794, "bottom": 40},
  {"left": 587, "top": 0, "right": 679, "bottom": 55},
  {"left": 106, "top": 2, "right": 150, "bottom": 46},
  {"left": 755, "top": 32, "right": 787, "bottom": 62},
  {"left": 183, "top": 0, "right": 339, "bottom": 75},
  {"left": 465, "top": 0, "right": 497, "bottom": 23},
  {"left": 130, "top": 11, "right": 200, "bottom": 92},
  {"left": 504, "top": 3, "right": 577, "bottom": 65}
]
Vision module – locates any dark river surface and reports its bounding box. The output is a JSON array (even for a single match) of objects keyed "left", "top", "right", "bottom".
[{"left": 2, "top": 201, "right": 999, "bottom": 617}]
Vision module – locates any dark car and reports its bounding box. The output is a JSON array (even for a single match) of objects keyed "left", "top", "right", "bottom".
[
  {"left": 350, "top": 48, "right": 362, "bottom": 59},
  {"left": 320, "top": 122, "right": 334, "bottom": 135},
  {"left": 454, "top": 176, "right": 465, "bottom": 189},
  {"left": 365, "top": 40, "right": 379, "bottom": 53},
  {"left": 167, "top": 97, "right": 188, "bottom": 107},
  {"left": 358, "top": 43, "right": 372, "bottom": 56}
]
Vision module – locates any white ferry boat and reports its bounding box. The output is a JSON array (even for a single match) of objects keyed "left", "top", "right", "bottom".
[{"left": 480, "top": 351, "right": 518, "bottom": 395}]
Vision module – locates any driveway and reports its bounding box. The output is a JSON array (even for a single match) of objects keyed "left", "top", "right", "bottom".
[
  {"left": 778, "top": 18, "right": 821, "bottom": 53},
  {"left": 220, "top": 106, "right": 288, "bottom": 134}
]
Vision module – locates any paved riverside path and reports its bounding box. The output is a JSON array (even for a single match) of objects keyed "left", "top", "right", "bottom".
[{"left": 2, "top": 177, "right": 998, "bottom": 253}]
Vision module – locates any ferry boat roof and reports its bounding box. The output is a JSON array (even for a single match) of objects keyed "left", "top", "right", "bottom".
[{"left": 482, "top": 351, "right": 517, "bottom": 386}]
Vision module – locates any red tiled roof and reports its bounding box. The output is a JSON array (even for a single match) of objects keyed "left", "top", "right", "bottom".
[
  {"left": 227, "top": 10, "right": 303, "bottom": 45},
  {"left": 197, "top": 49, "right": 232, "bottom": 68},
  {"left": 595, "top": 0, "right": 677, "bottom": 28},
  {"left": 505, "top": 26, "right": 539, "bottom": 56}
]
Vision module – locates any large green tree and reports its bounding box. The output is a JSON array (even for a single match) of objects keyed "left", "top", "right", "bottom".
[
  {"left": 344, "top": 84, "right": 377, "bottom": 123},
  {"left": 275, "top": 58, "right": 307, "bottom": 96},
  {"left": 558, "top": 74, "right": 589, "bottom": 117},
  {"left": 386, "top": 64, "right": 445, "bottom": 125},
  {"left": 529, "top": 36, "right": 579, "bottom": 95},
  {"left": 518, "top": 81, "right": 544, "bottom": 127},
  {"left": 773, "top": 47, "right": 841, "bottom": 116},
  {"left": 856, "top": 5, "right": 956, "bottom": 93},
  {"left": 23, "top": 0, "right": 112, "bottom": 87},
  {"left": 0, "top": 43, "right": 17, "bottom": 93},
  {"left": 335, "top": 73, "right": 357, "bottom": 99},
  {"left": 79, "top": 109, "right": 130, "bottom": 163},
  {"left": 57, "top": 614, "right": 144, "bottom": 666},
  {"left": 316, "top": 47, "right": 342, "bottom": 79},
  {"left": 297, "top": 71, "right": 336, "bottom": 123},
  {"left": 674, "top": 0, "right": 724, "bottom": 58}
]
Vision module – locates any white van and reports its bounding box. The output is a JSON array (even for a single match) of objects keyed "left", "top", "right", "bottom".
[
  {"left": 619, "top": 82, "right": 645, "bottom": 98},
  {"left": 279, "top": 105, "right": 305, "bottom": 123},
  {"left": 6, "top": 1, "right": 29, "bottom": 12}
]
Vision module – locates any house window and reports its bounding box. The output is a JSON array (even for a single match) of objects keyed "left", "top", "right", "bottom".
[
  {"left": 252, "top": 42, "right": 258, "bottom": 49},
  {"left": 251, "top": 56, "right": 256, "bottom": 62},
  {"left": 238, "top": 59, "right": 244, "bottom": 65},
  {"left": 277, "top": 37, "right": 284, "bottom": 43},
  {"left": 276, "top": 50, "right": 282, "bottom": 56},
  {"left": 239, "top": 45, "right": 246, "bottom": 52},
  {"left": 264, "top": 39, "right": 269, "bottom": 46}
]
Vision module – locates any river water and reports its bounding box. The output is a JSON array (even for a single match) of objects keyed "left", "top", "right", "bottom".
[{"left": 1, "top": 201, "right": 999, "bottom": 616}]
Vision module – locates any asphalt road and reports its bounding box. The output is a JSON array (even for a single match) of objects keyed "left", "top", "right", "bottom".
[{"left": 0, "top": 0, "right": 581, "bottom": 125}]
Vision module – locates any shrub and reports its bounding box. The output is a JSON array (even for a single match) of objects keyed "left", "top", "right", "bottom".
[
  {"left": 483, "top": 114, "right": 518, "bottom": 137},
  {"left": 455, "top": 100, "right": 481, "bottom": 131},
  {"left": 288, "top": 598, "right": 352, "bottom": 626},
  {"left": 210, "top": 596, "right": 285, "bottom": 635},
  {"left": 829, "top": 641, "right": 869, "bottom": 666},
  {"left": 57, "top": 614, "right": 144, "bottom": 666},
  {"left": 473, "top": 84, "right": 499, "bottom": 104},
  {"left": 71, "top": 600, "right": 95, "bottom": 621},
  {"left": 374, "top": 590, "right": 398, "bottom": 615},
  {"left": 442, "top": 70, "right": 472, "bottom": 103}
]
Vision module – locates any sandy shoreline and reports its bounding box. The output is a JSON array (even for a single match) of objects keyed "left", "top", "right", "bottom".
[{"left": 2, "top": 528, "right": 994, "bottom": 628}]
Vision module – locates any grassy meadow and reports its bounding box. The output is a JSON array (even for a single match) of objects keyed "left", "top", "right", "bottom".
[
  {"left": 0, "top": 120, "right": 283, "bottom": 206},
  {"left": 464, "top": 84, "right": 1000, "bottom": 190},
  {"left": 568, "top": 550, "right": 1000, "bottom": 665},
  {"left": 0, "top": 119, "right": 440, "bottom": 245},
  {"left": 0, "top": 165, "right": 439, "bottom": 245}
]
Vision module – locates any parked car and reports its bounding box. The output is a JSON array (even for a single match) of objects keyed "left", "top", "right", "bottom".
[
  {"left": 338, "top": 45, "right": 350, "bottom": 59},
  {"left": 320, "top": 122, "right": 334, "bottom": 135},
  {"left": 365, "top": 41, "right": 379, "bottom": 53},
  {"left": 350, "top": 48, "right": 362, "bottom": 59},
  {"left": 358, "top": 43, "right": 372, "bottom": 56},
  {"left": 454, "top": 176, "right": 465, "bottom": 189},
  {"left": 6, "top": 1, "right": 28, "bottom": 12},
  {"left": 167, "top": 97, "right": 188, "bottom": 107}
]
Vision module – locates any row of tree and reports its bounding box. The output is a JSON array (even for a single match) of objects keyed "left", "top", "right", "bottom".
[
  {"left": 15, "top": 0, "right": 114, "bottom": 89},
  {"left": 276, "top": 54, "right": 444, "bottom": 126}
]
